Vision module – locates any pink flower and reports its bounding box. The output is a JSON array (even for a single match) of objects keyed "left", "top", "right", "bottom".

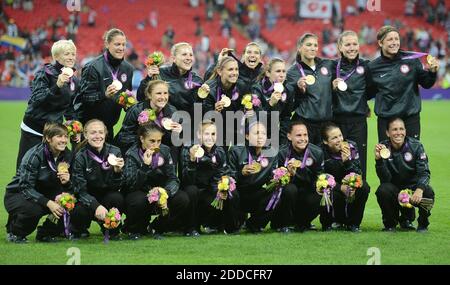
[
  {"left": 327, "top": 176, "right": 336, "bottom": 188},
  {"left": 229, "top": 177, "right": 236, "bottom": 192},
  {"left": 251, "top": 95, "right": 261, "bottom": 107},
  {"left": 138, "top": 111, "right": 149, "bottom": 125}
]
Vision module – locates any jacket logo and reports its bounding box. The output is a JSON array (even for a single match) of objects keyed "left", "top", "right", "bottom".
[
  {"left": 320, "top": 67, "right": 328, "bottom": 76},
  {"left": 158, "top": 156, "right": 165, "bottom": 166},
  {"left": 356, "top": 66, "right": 365, "bottom": 74},
  {"left": 403, "top": 152, "right": 413, "bottom": 162},
  {"left": 380, "top": 73, "right": 388, "bottom": 78},
  {"left": 420, "top": 153, "right": 427, "bottom": 160},
  {"left": 121, "top": 73, "right": 127, "bottom": 82},
  {"left": 70, "top": 81, "right": 75, "bottom": 91},
  {"left": 400, "top": 64, "right": 410, "bottom": 74},
  {"left": 306, "top": 157, "right": 314, "bottom": 166}
]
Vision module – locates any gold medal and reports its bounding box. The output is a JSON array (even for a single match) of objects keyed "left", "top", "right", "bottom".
[
  {"left": 337, "top": 80, "right": 348, "bottom": 91},
  {"left": 305, "top": 75, "right": 316, "bottom": 85},
  {"left": 380, "top": 147, "right": 391, "bottom": 159},
  {"left": 221, "top": 95, "right": 231, "bottom": 107},
  {"left": 107, "top": 154, "right": 118, "bottom": 166},
  {"left": 111, "top": 80, "right": 123, "bottom": 91},
  {"left": 61, "top": 67, "right": 73, "bottom": 77},
  {"left": 162, "top": 118, "right": 173, "bottom": 130},
  {"left": 194, "top": 146, "right": 204, "bottom": 158},
  {"left": 341, "top": 141, "right": 349, "bottom": 149},
  {"left": 57, "top": 162, "right": 70, "bottom": 173},
  {"left": 152, "top": 147, "right": 160, "bottom": 153},
  {"left": 197, "top": 86, "right": 209, "bottom": 99},
  {"left": 289, "top": 159, "right": 301, "bottom": 168},
  {"left": 426, "top": 54, "right": 434, "bottom": 65},
  {"left": 252, "top": 162, "right": 262, "bottom": 173},
  {"left": 274, "top": 82, "right": 284, "bottom": 93}
]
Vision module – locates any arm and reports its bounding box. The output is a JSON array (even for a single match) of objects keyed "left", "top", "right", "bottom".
[
  {"left": 162, "top": 152, "right": 180, "bottom": 197},
  {"left": 415, "top": 59, "right": 437, "bottom": 89},
  {"left": 136, "top": 76, "right": 152, "bottom": 102},
  {"left": 79, "top": 64, "right": 105, "bottom": 105},
  {"left": 19, "top": 151, "right": 49, "bottom": 207},
  {"left": 181, "top": 147, "right": 198, "bottom": 186},
  {"left": 414, "top": 143, "right": 430, "bottom": 189},
  {"left": 228, "top": 148, "right": 242, "bottom": 182},
  {"left": 72, "top": 154, "right": 100, "bottom": 210},
  {"left": 28, "top": 69, "right": 60, "bottom": 108},
  {"left": 123, "top": 153, "right": 151, "bottom": 193}
]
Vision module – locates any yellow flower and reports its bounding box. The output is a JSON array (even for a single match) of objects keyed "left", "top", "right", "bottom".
[
  {"left": 318, "top": 174, "right": 326, "bottom": 180},
  {"left": 222, "top": 177, "right": 229, "bottom": 185},
  {"left": 244, "top": 102, "right": 253, "bottom": 110},
  {"left": 127, "top": 97, "right": 136, "bottom": 104}
]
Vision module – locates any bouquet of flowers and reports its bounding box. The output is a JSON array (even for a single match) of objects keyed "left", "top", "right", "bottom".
[
  {"left": 54, "top": 192, "right": 76, "bottom": 237},
  {"left": 316, "top": 174, "right": 336, "bottom": 212},
  {"left": 263, "top": 167, "right": 291, "bottom": 211},
  {"left": 398, "top": 189, "right": 434, "bottom": 212},
  {"left": 342, "top": 172, "right": 363, "bottom": 203},
  {"left": 64, "top": 120, "right": 83, "bottom": 140},
  {"left": 117, "top": 90, "right": 137, "bottom": 110},
  {"left": 147, "top": 187, "right": 169, "bottom": 216},
  {"left": 137, "top": 109, "right": 157, "bottom": 125},
  {"left": 211, "top": 176, "right": 236, "bottom": 210},
  {"left": 241, "top": 94, "right": 261, "bottom": 110},
  {"left": 103, "top": 207, "right": 124, "bottom": 243},
  {"left": 145, "top": 51, "right": 165, "bottom": 79}
]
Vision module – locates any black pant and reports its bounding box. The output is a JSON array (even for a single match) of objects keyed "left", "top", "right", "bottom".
[
  {"left": 71, "top": 191, "right": 125, "bottom": 235},
  {"left": 16, "top": 129, "right": 42, "bottom": 171},
  {"left": 239, "top": 184, "right": 297, "bottom": 230},
  {"left": 377, "top": 113, "right": 420, "bottom": 142},
  {"left": 292, "top": 184, "right": 322, "bottom": 228},
  {"left": 124, "top": 190, "right": 189, "bottom": 234},
  {"left": 321, "top": 181, "right": 370, "bottom": 227},
  {"left": 375, "top": 182, "right": 434, "bottom": 228},
  {"left": 5, "top": 191, "right": 66, "bottom": 238},
  {"left": 335, "top": 115, "right": 368, "bottom": 180}
]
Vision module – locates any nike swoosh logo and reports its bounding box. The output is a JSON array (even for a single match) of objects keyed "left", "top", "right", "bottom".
[
  {"left": 103, "top": 78, "right": 110, "bottom": 81},
  {"left": 86, "top": 168, "right": 92, "bottom": 172},
  {"left": 41, "top": 166, "right": 46, "bottom": 169},
  {"left": 380, "top": 73, "right": 388, "bottom": 78}
]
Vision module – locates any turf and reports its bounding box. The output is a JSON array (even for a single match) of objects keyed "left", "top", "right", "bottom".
[{"left": 0, "top": 101, "right": 449, "bottom": 265}]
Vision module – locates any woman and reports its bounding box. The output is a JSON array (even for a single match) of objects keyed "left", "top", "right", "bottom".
[
  {"left": 204, "top": 42, "right": 263, "bottom": 87},
  {"left": 375, "top": 117, "right": 434, "bottom": 233},
  {"left": 181, "top": 120, "right": 231, "bottom": 235},
  {"left": 137, "top": 42, "right": 203, "bottom": 141},
  {"left": 320, "top": 122, "right": 370, "bottom": 232},
  {"left": 252, "top": 58, "right": 293, "bottom": 146},
  {"left": 123, "top": 123, "right": 189, "bottom": 240},
  {"left": 16, "top": 39, "right": 79, "bottom": 170},
  {"left": 368, "top": 25, "right": 439, "bottom": 142},
  {"left": 114, "top": 80, "right": 181, "bottom": 160},
  {"left": 5, "top": 123, "right": 73, "bottom": 243},
  {"left": 229, "top": 122, "right": 296, "bottom": 233},
  {"left": 202, "top": 56, "right": 252, "bottom": 146},
  {"left": 71, "top": 119, "right": 125, "bottom": 240},
  {"left": 277, "top": 121, "right": 324, "bottom": 231},
  {"left": 78, "top": 28, "right": 134, "bottom": 142},
  {"left": 286, "top": 33, "right": 334, "bottom": 145},
  {"left": 332, "top": 31, "right": 371, "bottom": 180}
]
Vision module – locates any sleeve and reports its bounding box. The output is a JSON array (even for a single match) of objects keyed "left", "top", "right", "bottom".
[
  {"left": 203, "top": 89, "right": 216, "bottom": 114},
  {"left": 204, "top": 64, "right": 216, "bottom": 81},
  {"left": 28, "top": 69, "right": 60, "bottom": 108},
  {"left": 228, "top": 148, "right": 242, "bottom": 182},
  {"left": 162, "top": 152, "right": 180, "bottom": 197},
  {"left": 136, "top": 76, "right": 152, "bottom": 102},
  {"left": 64, "top": 78, "right": 81, "bottom": 121},
  {"left": 123, "top": 153, "right": 151, "bottom": 194},
  {"left": 414, "top": 143, "right": 430, "bottom": 189},
  {"left": 115, "top": 106, "right": 139, "bottom": 148},
  {"left": 181, "top": 147, "right": 198, "bottom": 186},
  {"left": 364, "top": 62, "right": 378, "bottom": 100},
  {"left": 343, "top": 144, "right": 362, "bottom": 175},
  {"left": 79, "top": 64, "right": 105, "bottom": 105},
  {"left": 415, "top": 59, "right": 437, "bottom": 89},
  {"left": 211, "top": 151, "right": 231, "bottom": 190},
  {"left": 72, "top": 154, "right": 100, "bottom": 210},
  {"left": 375, "top": 159, "right": 392, "bottom": 183},
  {"left": 19, "top": 151, "right": 49, "bottom": 207}
]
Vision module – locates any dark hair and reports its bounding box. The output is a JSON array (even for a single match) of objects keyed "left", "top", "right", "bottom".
[
  {"left": 377, "top": 25, "right": 399, "bottom": 42},
  {"left": 137, "top": 122, "right": 164, "bottom": 139},
  {"left": 386, "top": 117, "right": 405, "bottom": 131},
  {"left": 144, "top": 79, "right": 169, "bottom": 100},
  {"left": 257, "top": 57, "right": 284, "bottom": 81},
  {"left": 297, "top": 33, "right": 318, "bottom": 48},
  {"left": 42, "top": 122, "right": 68, "bottom": 142},
  {"left": 320, "top": 122, "right": 340, "bottom": 142},
  {"left": 288, "top": 120, "right": 307, "bottom": 133},
  {"left": 103, "top": 28, "right": 126, "bottom": 45}
]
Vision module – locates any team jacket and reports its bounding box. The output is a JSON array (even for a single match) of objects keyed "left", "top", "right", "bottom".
[
  {"left": 228, "top": 146, "right": 277, "bottom": 191},
  {"left": 6, "top": 143, "right": 73, "bottom": 207},
  {"left": 136, "top": 63, "right": 203, "bottom": 115},
  {"left": 123, "top": 143, "right": 179, "bottom": 196},
  {"left": 72, "top": 143, "right": 123, "bottom": 209},
  {"left": 331, "top": 56, "right": 371, "bottom": 118},
  {"left": 277, "top": 143, "right": 324, "bottom": 191},
  {"left": 286, "top": 57, "right": 334, "bottom": 122},
  {"left": 114, "top": 100, "right": 177, "bottom": 151},
  {"left": 367, "top": 50, "right": 437, "bottom": 118},
  {"left": 202, "top": 77, "right": 252, "bottom": 114},
  {"left": 23, "top": 62, "right": 79, "bottom": 133},
  {"left": 376, "top": 137, "right": 430, "bottom": 190},
  {"left": 78, "top": 51, "right": 133, "bottom": 129},
  {"left": 321, "top": 140, "right": 362, "bottom": 189},
  {"left": 180, "top": 145, "right": 229, "bottom": 192}
]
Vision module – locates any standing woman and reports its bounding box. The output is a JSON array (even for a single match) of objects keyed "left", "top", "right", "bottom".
[
  {"left": 78, "top": 28, "right": 134, "bottom": 142},
  {"left": 16, "top": 39, "right": 79, "bottom": 170},
  {"left": 332, "top": 30, "right": 371, "bottom": 179},
  {"left": 368, "top": 25, "right": 439, "bottom": 142},
  {"left": 123, "top": 123, "right": 189, "bottom": 239},
  {"left": 137, "top": 42, "right": 203, "bottom": 141},
  {"left": 5, "top": 123, "right": 73, "bottom": 243},
  {"left": 180, "top": 120, "right": 231, "bottom": 235},
  {"left": 228, "top": 122, "right": 296, "bottom": 233},
  {"left": 201, "top": 56, "right": 252, "bottom": 146},
  {"left": 320, "top": 122, "right": 370, "bottom": 232},
  {"left": 252, "top": 58, "right": 293, "bottom": 146},
  {"left": 114, "top": 80, "right": 181, "bottom": 160},
  {"left": 71, "top": 119, "right": 125, "bottom": 240},
  {"left": 286, "top": 33, "right": 334, "bottom": 145}
]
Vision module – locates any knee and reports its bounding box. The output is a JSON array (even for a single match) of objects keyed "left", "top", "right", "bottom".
[
  {"left": 171, "top": 191, "right": 190, "bottom": 208},
  {"left": 376, "top": 183, "right": 397, "bottom": 198},
  {"left": 183, "top": 185, "right": 200, "bottom": 199},
  {"left": 282, "top": 184, "right": 298, "bottom": 200},
  {"left": 124, "top": 191, "right": 148, "bottom": 210}
]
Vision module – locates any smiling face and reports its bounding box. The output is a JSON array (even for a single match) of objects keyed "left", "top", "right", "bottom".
[
  {"left": 218, "top": 60, "right": 239, "bottom": 85},
  {"left": 46, "top": 134, "right": 68, "bottom": 154},
  {"left": 198, "top": 124, "right": 217, "bottom": 150},
  {"left": 246, "top": 123, "right": 267, "bottom": 148},
  {"left": 339, "top": 34, "right": 359, "bottom": 61},
  {"left": 288, "top": 124, "right": 309, "bottom": 152},
  {"left": 106, "top": 35, "right": 126, "bottom": 60},
  {"left": 243, "top": 44, "right": 262, "bottom": 70},
  {"left": 299, "top": 37, "right": 318, "bottom": 62},
  {"left": 386, "top": 119, "right": 406, "bottom": 149},
  {"left": 323, "top": 127, "right": 344, "bottom": 153},
  {"left": 85, "top": 121, "right": 107, "bottom": 151},
  {"left": 140, "top": 130, "right": 163, "bottom": 150},
  {"left": 172, "top": 44, "right": 194, "bottom": 73},
  {"left": 149, "top": 83, "right": 169, "bottom": 110},
  {"left": 56, "top": 48, "right": 76, "bottom": 68},
  {"left": 379, "top": 31, "right": 400, "bottom": 57},
  {"left": 266, "top": 61, "right": 286, "bottom": 84}
]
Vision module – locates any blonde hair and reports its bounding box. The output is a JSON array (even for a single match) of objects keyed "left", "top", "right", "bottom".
[
  {"left": 337, "top": 30, "right": 359, "bottom": 48},
  {"left": 208, "top": 56, "right": 238, "bottom": 81},
  {"left": 76, "top": 119, "right": 108, "bottom": 152},
  {"left": 103, "top": 28, "right": 126, "bottom": 47},
  {"left": 144, "top": 80, "right": 170, "bottom": 100},
  {"left": 171, "top": 42, "right": 192, "bottom": 56},
  {"left": 243, "top": 42, "right": 262, "bottom": 55},
  {"left": 51, "top": 40, "right": 76, "bottom": 60}
]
